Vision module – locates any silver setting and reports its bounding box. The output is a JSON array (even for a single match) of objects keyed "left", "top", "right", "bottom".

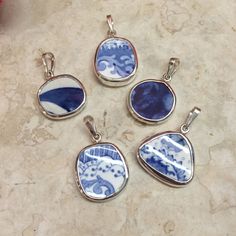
[
  {"left": 42, "top": 52, "right": 55, "bottom": 79},
  {"left": 107, "top": 15, "right": 116, "bottom": 37},
  {"left": 127, "top": 58, "right": 180, "bottom": 124},
  {"left": 83, "top": 115, "right": 102, "bottom": 143},
  {"left": 127, "top": 80, "right": 176, "bottom": 124},
  {"left": 162, "top": 58, "right": 180, "bottom": 82},
  {"left": 75, "top": 116, "right": 129, "bottom": 202},
  {"left": 94, "top": 15, "right": 138, "bottom": 87},
  {"left": 136, "top": 107, "right": 201, "bottom": 187},
  {"left": 137, "top": 131, "right": 195, "bottom": 187},
  {"left": 37, "top": 52, "right": 87, "bottom": 120},
  {"left": 180, "top": 107, "right": 201, "bottom": 134}
]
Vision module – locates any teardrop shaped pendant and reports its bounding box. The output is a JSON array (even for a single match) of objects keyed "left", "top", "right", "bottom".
[
  {"left": 37, "top": 52, "right": 87, "bottom": 120},
  {"left": 128, "top": 58, "right": 180, "bottom": 124},
  {"left": 137, "top": 107, "right": 201, "bottom": 187},
  {"left": 75, "top": 116, "right": 129, "bottom": 202},
  {"left": 94, "top": 15, "right": 138, "bottom": 87}
]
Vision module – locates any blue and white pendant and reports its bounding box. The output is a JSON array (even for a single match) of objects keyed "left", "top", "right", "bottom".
[
  {"left": 37, "top": 53, "right": 86, "bottom": 120},
  {"left": 128, "top": 58, "right": 180, "bottom": 124},
  {"left": 137, "top": 107, "right": 201, "bottom": 187},
  {"left": 75, "top": 116, "right": 129, "bottom": 202},
  {"left": 94, "top": 15, "right": 138, "bottom": 87}
]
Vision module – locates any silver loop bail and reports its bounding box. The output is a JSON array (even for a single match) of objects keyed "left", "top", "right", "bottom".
[
  {"left": 107, "top": 15, "right": 116, "bottom": 37},
  {"left": 83, "top": 115, "right": 102, "bottom": 143},
  {"left": 162, "top": 58, "right": 180, "bottom": 82},
  {"left": 180, "top": 107, "right": 201, "bottom": 134},
  {"left": 42, "top": 52, "right": 55, "bottom": 80}
]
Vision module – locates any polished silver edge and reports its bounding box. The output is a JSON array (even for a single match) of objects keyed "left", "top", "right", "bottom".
[
  {"left": 75, "top": 142, "right": 129, "bottom": 202},
  {"left": 94, "top": 36, "right": 138, "bottom": 87},
  {"left": 136, "top": 131, "right": 195, "bottom": 187},
  {"left": 37, "top": 74, "right": 87, "bottom": 120},
  {"left": 127, "top": 79, "right": 176, "bottom": 125}
]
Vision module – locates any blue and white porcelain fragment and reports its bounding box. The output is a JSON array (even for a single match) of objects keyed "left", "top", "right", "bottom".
[
  {"left": 76, "top": 143, "right": 129, "bottom": 201},
  {"left": 94, "top": 15, "right": 138, "bottom": 87},
  {"left": 128, "top": 58, "right": 180, "bottom": 124},
  {"left": 137, "top": 107, "right": 201, "bottom": 187},
  {"left": 137, "top": 132, "right": 194, "bottom": 186},
  {"left": 75, "top": 115, "right": 129, "bottom": 202},
  {"left": 38, "top": 53, "right": 86, "bottom": 120}
]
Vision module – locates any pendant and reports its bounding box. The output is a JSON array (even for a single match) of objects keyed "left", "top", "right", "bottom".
[
  {"left": 94, "top": 15, "right": 138, "bottom": 87},
  {"left": 75, "top": 116, "right": 129, "bottom": 202},
  {"left": 37, "top": 52, "right": 86, "bottom": 120},
  {"left": 137, "top": 107, "right": 201, "bottom": 187},
  {"left": 128, "top": 58, "right": 180, "bottom": 124}
]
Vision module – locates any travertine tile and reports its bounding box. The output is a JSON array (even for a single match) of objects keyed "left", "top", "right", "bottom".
[{"left": 0, "top": 0, "right": 235, "bottom": 235}]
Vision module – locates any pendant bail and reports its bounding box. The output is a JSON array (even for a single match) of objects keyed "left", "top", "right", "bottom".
[
  {"left": 180, "top": 107, "right": 201, "bottom": 134},
  {"left": 84, "top": 115, "right": 102, "bottom": 143},
  {"left": 162, "top": 58, "right": 180, "bottom": 82},
  {"left": 42, "top": 52, "right": 55, "bottom": 80},
  {"left": 107, "top": 15, "right": 116, "bottom": 37}
]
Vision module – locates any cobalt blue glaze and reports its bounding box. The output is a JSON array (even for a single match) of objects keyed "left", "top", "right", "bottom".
[
  {"left": 95, "top": 38, "right": 136, "bottom": 79},
  {"left": 130, "top": 81, "right": 175, "bottom": 121},
  {"left": 39, "top": 87, "right": 85, "bottom": 113}
]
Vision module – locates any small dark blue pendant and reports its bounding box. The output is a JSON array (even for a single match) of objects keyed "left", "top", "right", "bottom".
[{"left": 128, "top": 80, "right": 176, "bottom": 124}]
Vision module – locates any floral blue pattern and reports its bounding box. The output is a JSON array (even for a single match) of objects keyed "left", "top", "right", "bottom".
[
  {"left": 138, "top": 133, "right": 194, "bottom": 184},
  {"left": 77, "top": 143, "right": 128, "bottom": 200},
  {"left": 95, "top": 38, "right": 137, "bottom": 80}
]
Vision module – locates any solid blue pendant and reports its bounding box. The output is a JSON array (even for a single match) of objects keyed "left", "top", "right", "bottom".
[
  {"left": 128, "top": 80, "right": 176, "bottom": 124},
  {"left": 76, "top": 142, "right": 129, "bottom": 201},
  {"left": 38, "top": 74, "right": 86, "bottom": 119},
  {"left": 137, "top": 132, "right": 194, "bottom": 186}
]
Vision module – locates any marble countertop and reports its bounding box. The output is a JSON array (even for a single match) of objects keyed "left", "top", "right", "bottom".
[{"left": 0, "top": 0, "right": 236, "bottom": 235}]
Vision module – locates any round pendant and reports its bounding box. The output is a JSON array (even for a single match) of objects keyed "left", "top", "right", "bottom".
[
  {"left": 37, "top": 74, "right": 86, "bottom": 120},
  {"left": 94, "top": 37, "right": 138, "bottom": 87},
  {"left": 128, "top": 80, "right": 176, "bottom": 124}
]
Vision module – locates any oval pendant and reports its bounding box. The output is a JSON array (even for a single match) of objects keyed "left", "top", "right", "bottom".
[
  {"left": 128, "top": 80, "right": 176, "bottom": 124},
  {"left": 38, "top": 74, "right": 86, "bottom": 120},
  {"left": 75, "top": 142, "right": 129, "bottom": 201},
  {"left": 137, "top": 132, "right": 194, "bottom": 186},
  {"left": 94, "top": 15, "right": 138, "bottom": 87}
]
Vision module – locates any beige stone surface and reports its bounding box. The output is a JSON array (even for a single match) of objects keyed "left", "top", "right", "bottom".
[{"left": 0, "top": 0, "right": 236, "bottom": 235}]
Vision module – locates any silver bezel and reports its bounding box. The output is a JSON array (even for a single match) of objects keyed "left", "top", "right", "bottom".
[
  {"left": 75, "top": 142, "right": 129, "bottom": 202},
  {"left": 137, "top": 131, "right": 195, "bottom": 187},
  {"left": 127, "top": 79, "right": 176, "bottom": 124},
  {"left": 37, "top": 74, "right": 87, "bottom": 120},
  {"left": 94, "top": 36, "right": 138, "bottom": 87}
]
